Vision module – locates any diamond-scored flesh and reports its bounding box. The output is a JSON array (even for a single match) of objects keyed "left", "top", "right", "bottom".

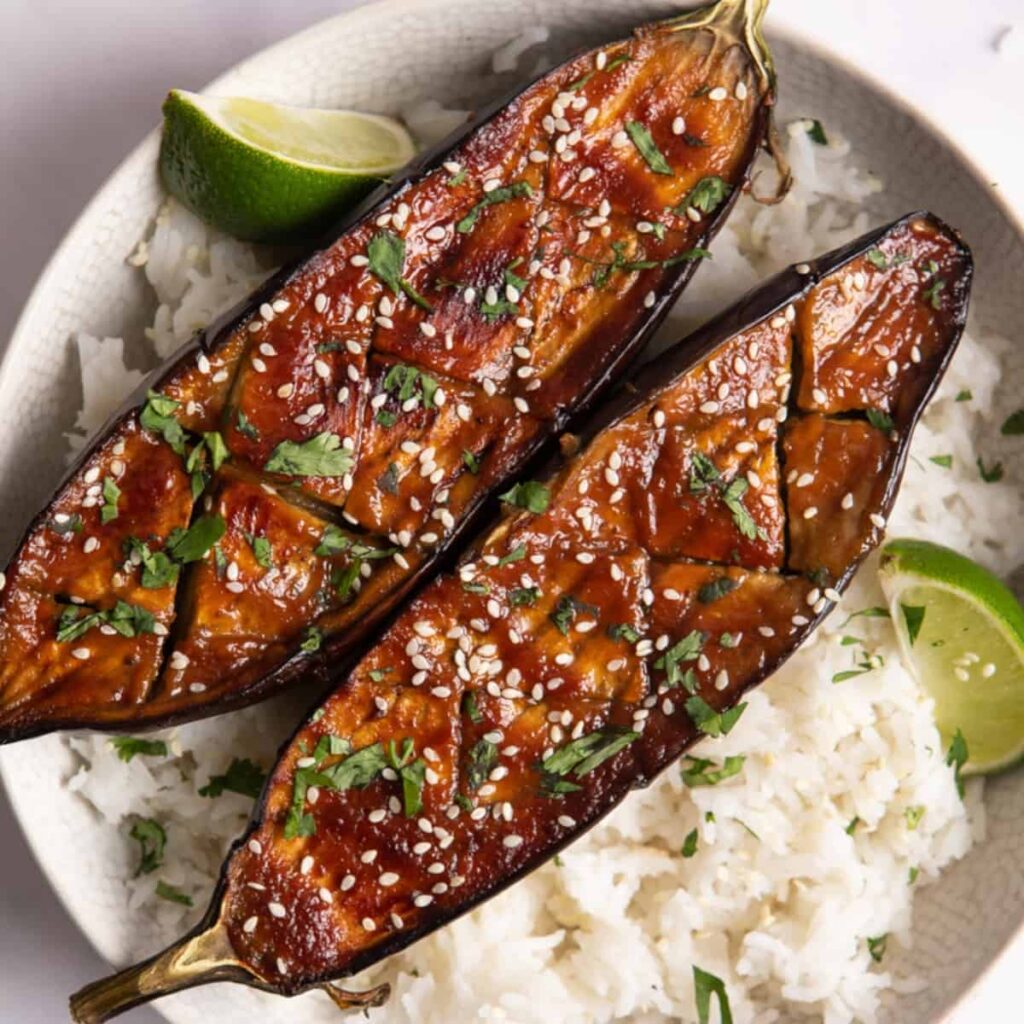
[
  {"left": 160, "top": 90, "right": 417, "bottom": 242},
  {"left": 880, "top": 537, "right": 1024, "bottom": 774}
]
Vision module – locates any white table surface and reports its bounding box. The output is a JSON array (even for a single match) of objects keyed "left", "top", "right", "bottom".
[{"left": 0, "top": 1, "right": 1021, "bottom": 1022}]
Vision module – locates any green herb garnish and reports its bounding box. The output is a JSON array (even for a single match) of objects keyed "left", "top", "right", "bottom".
[
  {"left": 685, "top": 696, "right": 747, "bottom": 738},
  {"left": 167, "top": 514, "right": 225, "bottom": 564},
  {"left": 541, "top": 727, "right": 639, "bottom": 780},
  {"left": 1001, "top": 409, "right": 1024, "bottom": 435},
  {"left": 682, "top": 755, "right": 745, "bottom": 787},
  {"left": 100, "top": 477, "right": 121, "bottom": 524},
  {"left": 693, "top": 966, "right": 734, "bottom": 1024},
  {"left": 265, "top": 432, "right": 354, "bottom": 478},
  {"left": 626, "top": 121, "right": 673, "bottom": 175},
  {"left": 866, "top": 935, "right": 888, "bottom": 963},
  {"left": 367, "top": 230, "right": 433, "bottom": 310},
  {"left": 140, "top": 391, "right": 186, "bottom": 455},
  {"left": 199, "top": 758, "right": 266, "bottom": 799},
  {"left": 682, "top": 828, "right": 699, "bottom": 858},
  {"left": 865, "top": 408, "right": 894, "bottom": 432},
  {"left": 681, "top": 176, "right": 731, "bottom": 215},
  {"left": 805, "top": 119, "right": 828, "bottom": 145},
  {"left": 129, "top": 818, "right": 166, "bottom": 876},
  {"left": 500, "top": 481, "right": 550, "bottom": 514},
  {"left": 457, "top": 181, "right": 534, "bottom": 234},
  {"left": 946, "top": 728, "right": 968, "bottom": 799},
  {"left": 977, "top": 456, "right": 1004, "bottom": 483},
  {"left": 156, "top": 881, "right": 193, "bottom": 907},
  {"left": 698, "top": 576, "right": 738, "bottom": 604},
  {"left": 110, "top": 737, "right": 168, "bottom": 763}
]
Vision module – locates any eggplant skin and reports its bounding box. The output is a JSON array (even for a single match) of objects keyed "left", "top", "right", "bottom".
[
  {"left": 168, "top": 212, "right": 968, "bottom": 994},
  {"left": 0, "top": 10, "right": 780, "bottom": 745}
]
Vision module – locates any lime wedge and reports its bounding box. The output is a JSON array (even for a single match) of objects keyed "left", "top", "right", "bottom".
[
  {"left": 160, "top": 90, "right": 417, "bottom": 243},
  {"left": 879, "top": 538, "right": 1024, "bottom": 775}
]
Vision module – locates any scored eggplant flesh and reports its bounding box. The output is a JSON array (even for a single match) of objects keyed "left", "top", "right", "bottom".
[
  {"left": 69, "top": 212, "right": 972, "bottom": 1020},
  {"left": 0, "top": 0, "right": 781, "bottom": 742}
]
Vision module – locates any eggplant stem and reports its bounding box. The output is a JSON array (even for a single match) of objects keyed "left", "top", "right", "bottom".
[
  {"left": 320, "top": 980, "right": 392, "bottom": 1012},
  {"left": 751, "top": 117, "right": 793, "bottom": 204},
  {"left": 667, "top": 0, "right": 776, "bottom": 95},
  {"left": 69, "top": 927, "right": 243, "bottom": 1024}
]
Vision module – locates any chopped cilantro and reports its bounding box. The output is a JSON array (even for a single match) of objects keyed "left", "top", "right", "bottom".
[
  {"left": 199, "top": 758, "right": 266, "bottom": 799},
  {"left": 509, "top": 586, "right": 540, "bottom": 607},
  {"left": 129, "top": 818, "right": 166, "bottom": 876},
  {"left": 865, "top": 408, "right": 894, "bottom": 432},
  {"left": 156, "top": 881, "right": 193, "bottom": 907},
  {"left": 500, "top": 480, "right": 550, "bottom": 514},
  {"left": 681, "top": 176, "right": 732, "bottom": 215},
  {"left": 977, "top": 456, "right": 1004, "bottom": 483},
  {"left": 100, "top": 477, "right": 121, "bottom": 524},
  {"left": 693, "top": 966, "right": 734, "bottom": 1024},
  {"left": 457, "top": 181, "right": 534, "bottom": 234},
  {"left": 866, "top": 934, "right": 888, "bottom": 963},
  {"left": 235, "top": 410, "right": 259, "bottom": 440},
  {"left": 607, "top": 622, "right": 641, "bottom": 644},
  {"left": 461, "top": 690, "right": 483, "bottom": 724},
  {"left": 462, "top": 449, "right": 481, "bottom": 474},
  {"left": 140, "top": 391, "right": 186, "bottom": 455},
  {"left": 541, "top": 727, "right": 639, "bottom": 780},
  {"left": 866, "top": 248, "right": 888, "bottom": 270},
  {"left": 682, "top": 755, "right": 745, "bottom": 787},
  {"left": 110, "top": 737, "right": 168, "bottom": 762},
  {"left": 656, "top": 630, "right": 704, "bottom": 690},
  {"left": 904, "top": 805, "right": 925, "bottom": 830},
  {"left": 626, "top": 121, "right": 673, "bottom": 175},
  {"left": 549, "top": 594, "right": 599, "bottom": 636},
  {"left": 698, "top": 576, "right": 738, "bottom": 604},
  {"left": 465, "top": 739, "right": 499, "bottom": 790},
  {"left": 299, "top": 627, "right": 323, "bottom": 654},
  {"left": 367, "top": 230, "right": 433, "bottom": 310},
  {"left": 682, "top": 828, "right": 699, "bottom": 858},
  {"left": 929, "top": 454, "right": 953, "bottom": 469},
  {"left": 685, "top": 696, "right": 747, "bottom": 738},
  {"left": 805, "top": 119, "right": 828, "bottom": 145},
  {"left": 946, "top": 728, "right": 968, "bottom": 799},
  {"left": 1001, "top": 409, "right": 1024, "bottom": 435},
  {"left": 265, "top": 432, "right": 354, "bottom": 477},
  {"left": 497, "top": 544, "right": 526, "bottom": 566},
  {"left": 167, "top": 514, "right": 225, "bottom": 564}
]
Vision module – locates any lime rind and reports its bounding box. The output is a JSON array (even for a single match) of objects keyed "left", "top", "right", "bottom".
[
  {"left": 879, "top": 538, "right": 1024, "bottom": 775},
  {"left": 159, "top": 89, "right": 416, "bottom": 243}
]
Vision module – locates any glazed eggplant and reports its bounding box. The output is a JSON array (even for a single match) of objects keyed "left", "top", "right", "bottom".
[
  {"left": 0, "top": 0, "right": 785, "bottom": 744},
  {"left": 69, "top": 212, "right": 972, "bottom": 1021}
]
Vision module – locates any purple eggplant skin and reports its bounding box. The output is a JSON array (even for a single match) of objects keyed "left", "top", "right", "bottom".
[
  {"left": 0, "top": 1, "right": 783, "bottom": 743},
  {"left": 68, "top": 211, "right": 971, "bottom": 1024}
]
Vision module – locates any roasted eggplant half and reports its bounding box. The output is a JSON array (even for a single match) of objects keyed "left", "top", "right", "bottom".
[
  {"left": 0, "top": 0, "right": 785, "bottom": 743},
  {"left": 69, "top": 213, "right": 972, "bottom": 1021}
]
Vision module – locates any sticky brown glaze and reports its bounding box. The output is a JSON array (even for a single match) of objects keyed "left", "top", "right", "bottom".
[
  {"left": 0, "top": 8, "right": 778, "bottom": 743},
  {"left": 201, "top": 213, "right": 970, "bottom": 993}
]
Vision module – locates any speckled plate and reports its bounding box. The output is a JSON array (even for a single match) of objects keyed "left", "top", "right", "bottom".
[{"left": 1, "top": 2, "right": 1022, "bottom": 1023}]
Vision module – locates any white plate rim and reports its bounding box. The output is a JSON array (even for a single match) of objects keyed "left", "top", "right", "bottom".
[{"left": 0, "top": 3, "right": 1022, "bottom": 1021}]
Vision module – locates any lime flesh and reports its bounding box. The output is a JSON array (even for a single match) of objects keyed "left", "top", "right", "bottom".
[
  {"left": 879, "top": 538, "right": 1024, "bottom": 775},
  {"left": 159, "top": 90, "right": 417, "bottom": 243}
]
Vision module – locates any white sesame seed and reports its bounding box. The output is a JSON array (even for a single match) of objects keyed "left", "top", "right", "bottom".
[
  {"left": 708, "top": 86, "right": 728, "bottom": 101},
  {"left": 812, "top": 387, "right": 828, "bottom": 405},
  {"left": 870, "top": 513, "right": 887, "bottom": 529},
  {"left": 268, "top": 902, "right": 286, "bottom": 919}
]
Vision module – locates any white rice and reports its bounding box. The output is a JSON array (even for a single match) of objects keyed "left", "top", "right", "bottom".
[{"left": 50, "top": 58, "right": 1024, "bottom": 1024}]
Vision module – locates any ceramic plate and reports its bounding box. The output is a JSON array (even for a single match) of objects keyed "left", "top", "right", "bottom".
[{"left": 1, "top": 2, "right": 1022, "bottom": 1022}]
